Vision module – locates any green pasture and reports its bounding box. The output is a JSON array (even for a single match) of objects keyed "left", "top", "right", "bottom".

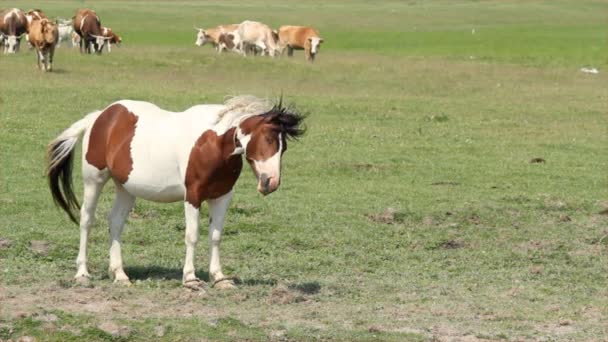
[{"left": 0, "top": 0, "right": 607, "bottom": 341}]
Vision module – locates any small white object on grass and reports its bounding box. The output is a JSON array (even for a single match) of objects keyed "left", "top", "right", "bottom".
[
  {"left": 472, "top": 28, "right": 476, "bottom": 34},
  {"left": 580, "top": 67, "right": 599, "bottom": 74}
]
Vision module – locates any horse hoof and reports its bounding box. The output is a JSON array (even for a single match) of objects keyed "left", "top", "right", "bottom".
[
  {"left": 213, "top": 278, "right": 237, "bottom": 290},
  {"left": 183, "top": 278, "right": 206, "bottom": 292}
]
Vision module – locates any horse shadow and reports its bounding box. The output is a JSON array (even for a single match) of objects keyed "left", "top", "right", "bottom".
[
  {"left": 124, "top": 265, "right": 209, "bottom": 282},
  {"left": 123, "top": 266, "right": 289, "bottom": 288}
]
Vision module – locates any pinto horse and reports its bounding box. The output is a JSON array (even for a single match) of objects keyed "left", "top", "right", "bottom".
[{"left": 47, "top": 96, "right": 304, "bottom": 290}]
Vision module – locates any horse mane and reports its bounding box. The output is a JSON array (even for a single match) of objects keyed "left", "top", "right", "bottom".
[
  {"left": 261, "top": 100, "right": 306, "bottom": 140},
  {"left": 213, "top": 95, "right": 306, "bottom": 139},
  {"left": 213, "top": 95, "right": 272, "bottom": 133}
]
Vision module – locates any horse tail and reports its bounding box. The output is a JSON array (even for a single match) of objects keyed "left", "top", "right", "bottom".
[{"left": 47, "top": 110, "right": 102, "bottom": 224}]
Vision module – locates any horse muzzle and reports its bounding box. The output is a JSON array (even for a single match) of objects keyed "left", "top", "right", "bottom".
[{"left": 257, "top": 173, "right": 279, "bottom": 196}]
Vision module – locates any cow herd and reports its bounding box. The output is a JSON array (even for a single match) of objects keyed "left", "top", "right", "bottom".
[
  {"left": 195, "top": 21, "right": 323, "bottom": 62},
  {"left": 0, "top": 7, "right": 121, "bottom": 71},
  {"left": 0, "top": 6, "right": 324, "bottom": 72}
]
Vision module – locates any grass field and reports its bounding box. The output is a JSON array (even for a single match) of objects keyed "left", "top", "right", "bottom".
[{"left": 1, "top": 0, "right": 607, "bottom": 341}]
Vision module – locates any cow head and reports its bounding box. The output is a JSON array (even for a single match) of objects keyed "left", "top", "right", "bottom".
[
  {"left": 194, "top": 28, "right": 208, "bottom": 46},
  {"left": 90, "top": 34, "right": 111, "bottom": 53},
  {"left": 40, "top": 19, "right": 58, "bottom": 44},
  {"left": 309, "top": 37, "right": 323, "bottom": 55},
  {"left": 4, "top": 34, "right": 24, "bottom": 54}
]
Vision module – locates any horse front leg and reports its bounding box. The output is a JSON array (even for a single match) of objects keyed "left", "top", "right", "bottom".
[
  {"left": 108, "top": 185, "right": 135, "bottom": 285},
  {"left": 207, "top": 191, "right": 235, "bottom": 289},
  {"left": 182, "top": 201, "right": 205, "bottom": 290}
]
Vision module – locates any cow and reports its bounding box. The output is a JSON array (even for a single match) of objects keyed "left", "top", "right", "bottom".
[
  {"left": 101, "top": 26, "right": 121, "bottom": 52},
  {"left": 0, "top": 8, "right": 28, "bottom": 54},
  {"left": 72, "top": 9, "right": 110, "bottom": 54},
  {"left": 194, "top": 24, "right": 238, "bottom": 53},
  {"left": 28, "top": 18, "right": 58, "bottom": 71},
  {"left": 57, "top": 23, "right": 74, "bottom": 47},
  {"left": 278, "top": 25, "right": 324, "bottom": 62},
  {"left": 237, "top": 20, "right": 280, "bottom": 57}
]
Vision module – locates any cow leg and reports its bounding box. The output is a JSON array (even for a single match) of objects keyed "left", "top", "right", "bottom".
[
  {"left": 36, "top": 50, "right": 43, "bottom": 70},
  {"left": 75, "top": 172, "right": 108, "bottom": 282},
  {"left": 287, "top": 46, "right": 294, "bottom": 57},
  {"left": 208, "top": 191, "right": 235, "bottom": 289},
  {"left": 48, "top": 47, "right": 55, "bottom": 71},
  {"left": 182, "top": 201, "right": 204, "bottom": 290},
  {"left": 257, "top": 41, "right": 267, "bottom": 56},
  {"left": 107, "top": 184, "right": 135, "bottom": 285},
  {"left": 107, "top": 42, "right": 111, "bottom": 53}
]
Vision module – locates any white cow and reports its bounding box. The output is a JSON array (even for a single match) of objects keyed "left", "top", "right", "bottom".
[
  {"left": 57, "top": 23, "right": 74, "bottom": 47},
  {"left": 236, "top": 20, "right": 279, "bottom": 57}
]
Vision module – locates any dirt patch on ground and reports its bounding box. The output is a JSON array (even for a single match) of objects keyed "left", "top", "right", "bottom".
[
  {"left": 266, "top": 285, "right": 306, "bottom": 305},
  {"left": 0, "top": 238, "right": 11, "bottom": 249},
  {"left": 367, "top": 208, "right": 406, "bottom": 224},
  {"left": 29, "top": 241, "right": 50, "bottom": 256}
]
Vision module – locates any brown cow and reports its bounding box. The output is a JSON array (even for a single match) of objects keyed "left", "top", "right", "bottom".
[
  {"left": 101, "top": 26, "right": 121, "bottom": 52},
  {"left": 24, "top": 9, "right": 47, "bottom": 49},
  {"left": 0, "top": 8, "right": 28, "bottom": 53},
  {"left": 278, "top": 25, "right": 324, "bottom": 62},
  {"left": 28, "top": 18, "right": 58, "bottom": 71},
  {"left": 72, "top": 8, "right": 109, "bottom": 54},
  {"left": 195, "top": 24, "right": 238, "bottom": 52}
]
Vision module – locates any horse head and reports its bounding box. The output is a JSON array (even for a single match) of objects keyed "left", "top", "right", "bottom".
[{"left": 236, "top": 103, "right": 305, "bottom": 195}]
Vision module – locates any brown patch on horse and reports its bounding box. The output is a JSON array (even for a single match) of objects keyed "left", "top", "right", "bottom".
[
  {"left": 86, "top": 104, "right": 138, "bottom": 184},
  {"left": 184, "top": 127, "right": 243, "bottom": 207},
  {"left": 239, "top": 116, "right": 281, "bottom": 161}
]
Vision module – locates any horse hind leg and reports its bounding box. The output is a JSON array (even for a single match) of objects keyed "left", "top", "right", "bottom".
[
  {"left": 107, "top": 183, "right": 135, "bottom": 285},
  {"left": 75, "top": 166, "right": 109, "bottom": 283}
]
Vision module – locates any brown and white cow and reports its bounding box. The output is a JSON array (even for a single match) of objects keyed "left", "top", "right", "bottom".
[
  {"left": 278, "top": 25, "right": 324, "bottom": 62},
  {"left": 195, "top": 24, "right": 238, "bottom": 53},
  {"left": 237, "top": 20, "right": 280, "bottom": 57},
  {"left": 0, "top": 8, "right": 28, "bottom": 53},
  {"left": 101, "top": 26, "right": 121, "bottom": 52},
  {"left": 72, "top": 8, "right": 110, "bottom": 54},
  {"left": 28, "top": 18, "right": 58, "bottom": 71}
]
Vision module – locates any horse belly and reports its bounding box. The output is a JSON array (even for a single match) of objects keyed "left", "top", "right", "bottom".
[{"left": 122, "top": 179, "right": 184, "bottom": 203}]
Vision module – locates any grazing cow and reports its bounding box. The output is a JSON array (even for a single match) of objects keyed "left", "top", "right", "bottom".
[
  {"left": 28, "top": 18, "right": 58, "bottom": 71},
  {"left": 47, "top": 96, "right": 305, "bottom": 290},
  {"left": 101, "top": 26, "right": 121, "bottom": 52},
  {"left": 195, "top": 24, "right": 238, "bottom": 52},
  {"left": 0, "top": 8, "right": 28, "bottom": 53},
  {"left": 278, "top": 26, "right": 324, "bottom": 62},
  {"left": 72, "top": 8, "right": 109, "bottom": 54},
  {"left": 237, "top": 20, "right": 280, "bottom": 57},
  {"left": 57, "top": 23, "right": 74, "bottom": 47}
]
